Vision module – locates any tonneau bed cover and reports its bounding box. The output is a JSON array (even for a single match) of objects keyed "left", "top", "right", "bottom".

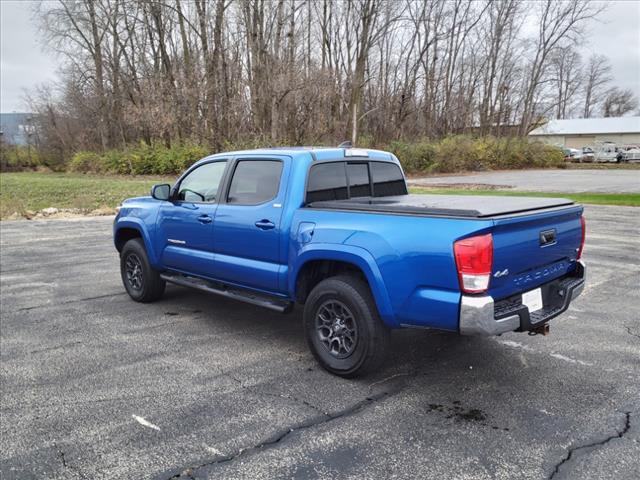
[{"left": 306, "top": 194, "right": 576, "bottom": 218}]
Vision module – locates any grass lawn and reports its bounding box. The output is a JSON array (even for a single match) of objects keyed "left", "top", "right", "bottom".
[
  {"left": 0, "top": 172, "right": 173, "bottom": 219},
  {"left": 1, "top": 171, "right": 638, "bottom": 220},
  {"left": 410, "top": 187, "right": 640, "bottom": 207},
  {"left": 563, "top": 162, "right": 640, "bottom": 170}
]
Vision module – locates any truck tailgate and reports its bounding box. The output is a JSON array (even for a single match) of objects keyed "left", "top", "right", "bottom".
[{"left": 488, "top": 206, "right": 583, "bottom": 300}]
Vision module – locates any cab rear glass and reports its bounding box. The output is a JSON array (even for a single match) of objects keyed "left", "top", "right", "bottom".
[
  {"left": 306, "top": 161, "right": 406, "bottom": 203},
  {"left": 371, "top": 162, "right": 407, "bottom": 197}
]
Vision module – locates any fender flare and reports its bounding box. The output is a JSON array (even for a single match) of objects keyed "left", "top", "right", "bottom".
[
  {"left": 114, "top": 218, "right": 160, "bottom": 268},
  {"left": 290, "top": 243, "right": 397, "bottom": 327}
]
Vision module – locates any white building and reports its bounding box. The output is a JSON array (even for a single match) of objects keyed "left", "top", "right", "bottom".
[{"left": 528, "top": 117, "right": 640, "bottom": 148}]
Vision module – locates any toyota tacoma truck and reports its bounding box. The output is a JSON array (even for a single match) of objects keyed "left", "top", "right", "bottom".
[{"left": 113, "top": 147, "right": 586, "bottom": 377}]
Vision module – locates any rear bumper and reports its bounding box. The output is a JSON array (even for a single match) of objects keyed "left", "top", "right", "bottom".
[{"left": 459, "top": 260, "right": 586, "bottom": 336}]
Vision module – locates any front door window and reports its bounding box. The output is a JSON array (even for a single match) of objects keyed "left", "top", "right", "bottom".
[{"left": 177, "top": 161, "right": 227, "bottom": 203}]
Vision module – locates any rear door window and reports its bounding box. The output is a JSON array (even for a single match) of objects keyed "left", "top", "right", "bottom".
[
  {"left": 371, "top": 162, "right": 407, "bottom": 197},
  {"left": 306, "top": 163, "right": 348, "bottom": 203},
  {"left": 227, "top": 160, "right": 283, "bottom": 205}
]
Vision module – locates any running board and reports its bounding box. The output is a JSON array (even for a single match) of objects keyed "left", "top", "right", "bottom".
[{"left": 160, "top": 273, "right": 293, "bottom": 313}]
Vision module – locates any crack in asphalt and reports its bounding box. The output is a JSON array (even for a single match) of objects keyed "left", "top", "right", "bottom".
[
  {"left": 549, "top": 412, "right": 632, "bottom": 480},
  {"left": 122, "top": 320, "right": 187, "bottom": 335},
  {"left": 30, "top": 341, "right": 83, "bottom": 354},
  {"left": 53, "top": 442, "right": 87, "bottom": 479},
  {"left": 158, "top": 367, "right": 422, "bottom": 480},
  {"left": 160, "top": 387, "right": 402, "bottom": 479},
  {"left": 0, "top": 257, "right": 112, "bottom": 274},
  {"left": 367, "top": 371, "right": 412, "bottom": 391},
  {"left": 625, "top": 325, "right": 640, "bottom": 340},
  {"left": 223, "top": 371, "right": 330, "bottom": 417},
  {"left": 10, "top": 292, "right": 125, "bottom": 313},
  {"left": 54, "top": 443, "right": 67, "bottom": 469}
]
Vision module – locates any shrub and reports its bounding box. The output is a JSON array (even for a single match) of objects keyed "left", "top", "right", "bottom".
[
  {"left": 68, "top": 151, "right": 106, "bottom": 173},
  {"left": 0, "top": 143, "right": 43, "bottom": 171},
  {"left": 121, "top": 142, "right": 211, "bottom": 175},
  {"left": 58, "top": 137, "right": 564, "bottom": 176},
  {"left": 174, "top": 143, "right": 210, "bottom": 171},
  {"left": 386, "top": 136, "right": 563, "bottom": 174},
  {"left": 126, "top": 143, "right": 157, "bottom": 175},
  {"left": 65, "top": 142, "right": 211, "bottom": 175},
  {"left": 387, "top": 140, "right": 437, "bottom": 173},
  {"left": 102, "top": 149, "right": 130, "bottom": 174}
]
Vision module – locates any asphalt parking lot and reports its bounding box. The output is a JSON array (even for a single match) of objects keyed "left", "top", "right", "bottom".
[
  {"left": 1, "top": 205, "right": 639, "bottom": 480},
  {"left": 409, "top": 168, "right": 640, "bottom": 193}
]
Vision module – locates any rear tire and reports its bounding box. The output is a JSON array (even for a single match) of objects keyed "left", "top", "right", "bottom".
[
  {"left": 303, "top": 275, "right": 390, "bottom": 378},
  {"left": 120, "top": 238, "right": 165, "bottom": 303}
]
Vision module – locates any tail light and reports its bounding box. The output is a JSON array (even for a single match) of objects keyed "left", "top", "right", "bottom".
[
  {"left": 577, "top": 216, "right": 586, "bottom": 260},
  {"left": 454, "top": 234, "right": 493, "bottom": 294}
]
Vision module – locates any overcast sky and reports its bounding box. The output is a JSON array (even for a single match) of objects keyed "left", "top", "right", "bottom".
[{"left": 1, "top": 0, "right": 639, "bottom": 114}]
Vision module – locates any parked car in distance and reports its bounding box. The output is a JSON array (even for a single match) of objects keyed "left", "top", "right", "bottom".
[
  {"left": 581, "top": 147, "right": 595, "bottom": 162},
  {"left": 113, "top": 147, "right": 586, "bottom": 377},
  {"left": 592, "top": 142, "right": 618, "bottom": 163},
  {"left": 563, "top": 147, "right": 583, "bottom": 162},
  {"left": 620, "top": 147, "right": 640, "bottom": 162}
]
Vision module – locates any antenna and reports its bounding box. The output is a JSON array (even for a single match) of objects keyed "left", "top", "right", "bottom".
[{"left": 338, "top": 140, "right": 352, "bottom": 148}]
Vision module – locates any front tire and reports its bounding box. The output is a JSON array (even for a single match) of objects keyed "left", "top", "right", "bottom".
[
  {"left": 304, "top": 275, "right": 390, "bottom": 378},
  {"left": 120, "top": 238, "right": 165, "bottom": 302}
]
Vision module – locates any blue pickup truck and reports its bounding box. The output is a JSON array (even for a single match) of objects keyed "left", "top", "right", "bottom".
[{"left": 113, "top": 147, "right": 586, "bottom": 377}]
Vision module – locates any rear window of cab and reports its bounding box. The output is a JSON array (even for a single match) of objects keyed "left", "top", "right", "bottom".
[{"left": 306, "top": 161, "right": 406, "bottom": 203}]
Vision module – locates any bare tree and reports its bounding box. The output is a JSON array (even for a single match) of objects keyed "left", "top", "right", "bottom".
[
  {"left": 39, "top": 0, "right": 112, "bottom": 149},
  {"left": 478, "top": 0, "right": 521, "bottom": 133},
  {"left": 582, "top": 54, "right": 612, "bottom": 118},
  {"left": 602, "top": 88, "right": 638, "bottom": 117},
  {"left": 518, "top": 0, "right": 604, "bottom": 134},
  {"left": 31, "top": 0, "right": 623, "bottom": 155},
  {"left": 550, "top": 45, "right": 582, "bottom": 119}
]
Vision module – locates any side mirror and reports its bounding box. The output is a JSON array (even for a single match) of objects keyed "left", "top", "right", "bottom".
[{"left": 151, "top": 184, "right": 171, "bottom": 201}]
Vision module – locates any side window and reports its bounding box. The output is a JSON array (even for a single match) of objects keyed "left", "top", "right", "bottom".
[
  {"left": 347, "top": 163, "right": 371, "bottom": 198},
  {"left": 371, "top": 162, "right": 407, "bottom": 197},
  {"left": 306, "top": 163, "right": 348, "bottom": 203},
  {"left": 227, "top": 160, "right": 283, "bottom": 205},
  {"left": 177, "top": 161, "right": 227, "bottom": 202}
]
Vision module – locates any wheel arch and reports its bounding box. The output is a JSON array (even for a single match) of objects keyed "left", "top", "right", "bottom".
[
  {"left": 291, "top": 245, "right": 397, "bottom": 327},
  {"left": 114, "top": 227, "right": 142, "bottom": 252},
  {"left": 114, "top": 218, "right": 160, "bottom": 267}
]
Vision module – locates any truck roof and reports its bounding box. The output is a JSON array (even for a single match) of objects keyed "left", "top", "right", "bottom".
[{"left": 203, "top": 147, "right": 396, "bottom": 162}]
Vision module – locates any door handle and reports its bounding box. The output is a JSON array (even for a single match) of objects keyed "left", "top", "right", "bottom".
[
  {"left": 197, "top": 215, "right": 212, "bottom": 224},
  {"left": 255, "top": 219, "right": 275, "bottom": 230}
]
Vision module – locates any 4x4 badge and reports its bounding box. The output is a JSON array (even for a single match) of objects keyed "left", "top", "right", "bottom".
[{"left": 493, "top": 269, "right": 509, "bottom": 278}]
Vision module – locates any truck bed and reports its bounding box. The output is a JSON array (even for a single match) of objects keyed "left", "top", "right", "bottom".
[{"left": 306, "top": 194, "right": 575, "bottom": 218}]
